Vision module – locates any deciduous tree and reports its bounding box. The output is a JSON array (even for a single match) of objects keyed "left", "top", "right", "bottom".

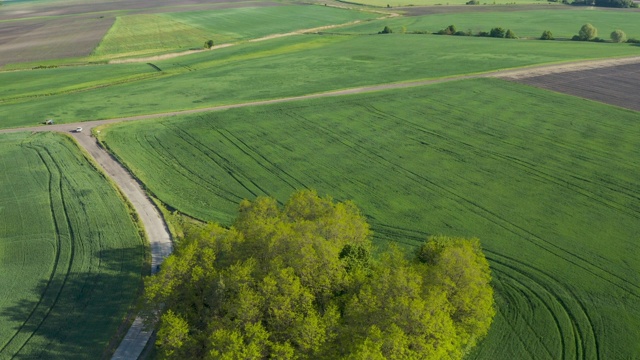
[
  {"left": 610, "top": 29, "right": 627, "bottom": 43},
  {"left": 144, "top": 190, "right": 495, "bottom": 359},
  {"left": 578, "top": 23, "right": 598, "bottom": 41},
  {"left": 540, "top": 30, "right": 554, "bottom": 40}
]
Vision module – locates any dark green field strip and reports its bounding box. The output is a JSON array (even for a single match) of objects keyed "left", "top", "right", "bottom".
[
  {"left": 0, "top": 133, "right": 144, "bottom": 359},
  {"left": 0, "top": 63, "right": 160, "bottom": 103},
  {"left": 102, "top": 78, "right": 640, "bottom": 359}
]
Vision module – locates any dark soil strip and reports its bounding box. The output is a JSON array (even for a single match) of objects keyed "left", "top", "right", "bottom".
[{"left": 514, "top": 62, "right": 640, "bottom": 112}]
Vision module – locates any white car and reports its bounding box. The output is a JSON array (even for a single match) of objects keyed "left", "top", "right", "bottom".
[{"left": 74, "top": 127, "right": 83, "bottom": 133}]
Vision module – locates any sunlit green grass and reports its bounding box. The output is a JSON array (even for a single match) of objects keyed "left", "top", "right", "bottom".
[
  {"left": 0, "top": 63, "right": 158, "bottom": 104},
  {"left": 335, "top": 8, "right": 640, "bottom": 39},
  {"left": 0, "top": 132, "right": 145, "bottom": 359},
  {"left": 100, "top": 78, "right": 640, "bottom": 359},
  {"left": 2, "top": 33, "right": 639, "bottom": 129},
  {"left": 91, "top": 5, "right": 379, "bottom": 59}
]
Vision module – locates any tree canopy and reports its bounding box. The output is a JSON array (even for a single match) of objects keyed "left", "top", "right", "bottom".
[
  {"left": 610, "top": 30, "right": 627, "bottom": 43},
  {"left": 594, "top": 0, "right": 637, "bottom": 7},
  {"left": 144, "top": 190, "right": 495, "bottom": 359},
  {"left": 578, "top": 23, "right": 598, "bottom": 41},
  {"left": 540, "top": 30, "right": 554, "bottom": 40},
  {"left": 379, "top": 26, "right": 393, "bottom": 34}
]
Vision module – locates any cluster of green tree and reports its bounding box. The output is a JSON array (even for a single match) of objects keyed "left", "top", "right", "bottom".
[
  {"left": 143, "top": 190, "right": 495, "bottom": 359},
  {"left": 32, "top": 65, "right": 59, "bottom": 69},
  {"left": 571, "top": 0, "right": 637, "bottom": 7},
  {"left": 204, "top": 40, "right": 214, "bottom": 49},
  {"left": 570, "top": 24, "right": 638, "bottom": 43},
  {"left": 434, "top": 24, "right": 517, "bottom": 39},
  {"left": 540, "top": 30, "right": 554, "bottom": 40},
  {"left": 379, "top": 26, "right": 393, "bottom": 34}
]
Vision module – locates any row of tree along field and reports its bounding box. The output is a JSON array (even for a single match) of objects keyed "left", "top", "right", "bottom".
[
  {"left": 381, "top": 23, "right": 639, "bottom": 42},
  {"left": 144, "top": 190, "right": 495, "bottom": 359},
  {"left": 333, "top": 9, "right": 640, "bottom": 40}
]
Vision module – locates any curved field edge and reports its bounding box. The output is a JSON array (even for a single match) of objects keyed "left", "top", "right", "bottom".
[
  {"left": 2, "top": 34, "right": 640, "bottom": 129},
  {"left": 0, "top": 132, "right": 147, "bottom": 359},
  {"left": 100, "top": 78, "right": 640, "bottom": 359}
]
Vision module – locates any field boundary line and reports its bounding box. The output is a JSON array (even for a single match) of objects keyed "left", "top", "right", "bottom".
[{"left": 3, "top": 55, "right": 640, "bottom": 137}]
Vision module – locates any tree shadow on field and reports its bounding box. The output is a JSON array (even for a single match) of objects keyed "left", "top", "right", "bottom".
[{"left": 0, "top": 246, "right": 147, "bottom": 360}]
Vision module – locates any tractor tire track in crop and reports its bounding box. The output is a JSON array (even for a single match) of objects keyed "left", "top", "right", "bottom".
[
  {"left": 165, "top": 123, "right": 263, "bottom": 200},
  {"left": 486, "top": 250, "right": 599, "bottom": 360},
  {"left": 394, "top": 112, "right": 640, "bottom": 299},
  {"left": 20, "top": 147, "right": 79, "bottom": 359},
  {"left": 281, "top": 99, "right": 632, "bottom": 360},
  {"left": 283, "top": 107, "right": 619, "bottom": 304},
  {"left": 0, "top": 145, "right": 61, "bottom": 356},
  {"left": 217, "top": 128, "right": 307, "bottom": 192},
  {"left": 142, "top": 127, "right": 243, "bottom": 205},
  {"left": 1, "top": 144, "right": 75, "bottom": 359},
  {"left": 0, "top": 55, "right": 637, "bottom": 359}
]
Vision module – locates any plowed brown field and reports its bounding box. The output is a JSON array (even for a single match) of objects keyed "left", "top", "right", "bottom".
[
  {"left": 513, "top": 61, "right": 640, "bottom": 112},
  {"left": 0, "top": 0, "right": 280, "bottom": 67}
]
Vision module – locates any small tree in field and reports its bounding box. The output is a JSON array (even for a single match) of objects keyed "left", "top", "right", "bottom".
[
  {"left": 490, "top": 27, "right": 506, "bottom": 38},
  {"left": 204, "top": 39, "right": 214, "bottom": 49},
  {"left": 379, "top": 26, "right": 393, "bottom": 34},
  {"left": 540, "top": 30, "right": 554, "bottom": 40},
  {"left": 578, "top": 23, "right": 597, "bottom": 41},
  {"left": 610, "top": 29, "right": 627, "bottom": 43},
  {"left": 505, "top": 29, "right": 517, "bottom": 39}
]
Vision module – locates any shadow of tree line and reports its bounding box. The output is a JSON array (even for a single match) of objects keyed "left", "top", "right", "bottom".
[{"left": 0, "top": 246, "right": 147, "bottom": 360}]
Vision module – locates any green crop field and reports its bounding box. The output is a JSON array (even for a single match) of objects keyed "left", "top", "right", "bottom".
[
  {"left": 100, "top": 78, "right": 640, "bottom": 359},
  {"left": 0, "top": 63, "right": 159, "bottom": 104},
  {"left": 2, "top": 32, "right": 639, "bottom": 129},
  {"left": 0, "top": 132, "right": 145, "bottom": 359},
  {"left": 335, "top": 8, "right": 640, "bottom": 39},
  {"left": 91, "top": 5, "right": 379, "bottom": 59}
]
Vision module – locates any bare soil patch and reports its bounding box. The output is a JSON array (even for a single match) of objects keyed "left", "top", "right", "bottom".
[
  {"left": 0, "top": 0, "right": 281, "bottom": 66},
  {"left": 0, "top": 16, "right": 114, "bottom": 67},
  {"left": 505, "top": 59, "right": 640, "bottom": 112},
  {"left": 0, "top": 0, "right": 280, "bottom": 21}
]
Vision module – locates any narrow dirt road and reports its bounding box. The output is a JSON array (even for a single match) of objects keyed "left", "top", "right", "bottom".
[
  {"left": 1, "top": 54, "right": 638, "bottom": 359},
  {"left": 4, "top": 55, "right": 639, "bottom": 137},
  {"left": 72, "top": 129, "right": 172, "bottom": 360},
  {"left": 4, "top": 126, "right": 173, "bottom": 359}
]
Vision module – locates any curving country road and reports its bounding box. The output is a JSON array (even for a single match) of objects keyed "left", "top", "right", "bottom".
[{"left": 1, "top": 54, "right": 639, "bottom": 359}]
